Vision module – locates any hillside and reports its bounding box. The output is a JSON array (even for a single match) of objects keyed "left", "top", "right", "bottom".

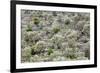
[{"left": 21, "top": 10, "right": 90, "bottom": 62}]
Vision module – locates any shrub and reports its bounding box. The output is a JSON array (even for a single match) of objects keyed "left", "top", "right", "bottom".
[
  {"left": 64, "top": 48, "right": 86, "bottom": 60},
  {"left": 78, "top": 36, "right": 89, "bottom": 43},
  {"left": 52, "top": 12, "right": 57, "bottom": 16},
  {"left": 53, "top": 27, "right": 60, "bottom": 33},
  {"left": 34, "top": 18, "right": 40, "bottom": 25},
  {"left": 68, "top": 39, "right": 77, "bottom": 48},
  {"left": 82, "top": 24, "right": 90, "bottom": 37},
  {"left": 65, "top": 19, "right": 71, "bottom": 25},
  {"left": 24, "top": 31, "right": 39, "bottom": 46},
  {"left": 47, "top": 48, "right": 53, "bottom": 55},
  {"left": 26, "top": 24, "right": 32, "bottom": 31},
  {"left": 85, "top": 49, "right": 90, "bottom": 59},
  {"left": 51, "top": 34, "right": 64, "bottom": 49},
  {"left": 21, "top": 47, "right": 32, "bottom": 62},
  {"left": 61, "top": 42, "right": 68, "bottom": 50},
  {"left": 64, "top": 48, "right": 76, "bottom": 59},
  {"left": 67, "top": 30, "right": 78, "bottom": 40},
  {"left": 30, "top": 55, "right": 40, "bottom": 62},
  {"left": 34, "top": 41, "right": 46, "bottom": 53},
  {"left": 31, "top": 45, "right": 36, "bottom": 55},
  {"left": 53, "top": 56, "right": 66, "bottom": 61},
  {"left": 30, "top": 41, "right": 47, "bottom": 55}
]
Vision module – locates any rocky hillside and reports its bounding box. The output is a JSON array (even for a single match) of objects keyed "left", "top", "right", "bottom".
[{"left": 21, "top": 10, "right": 90, "bottom": 62}]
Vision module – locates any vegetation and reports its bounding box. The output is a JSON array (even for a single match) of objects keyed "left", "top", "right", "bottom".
[
  {"left": 53, "top": 27, "right": 60, "bottom": 34},
  {"left": 26, "top": 25, "right": 32, "bottom": 31},
  {"left": 21, "top": 10, "right": 90, "bottom": 62},
  {"left": 47, "top": 48, "right": 53, "bottom": 55},
  {"left": 33, "top": 17, "right": 40, "bottom": 25}
]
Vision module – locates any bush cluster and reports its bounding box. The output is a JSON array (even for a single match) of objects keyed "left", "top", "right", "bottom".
[{"left": 21, "top": 10, "right": 90, "bottom": 62}]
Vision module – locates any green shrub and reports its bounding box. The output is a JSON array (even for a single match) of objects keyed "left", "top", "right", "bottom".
[
  {"left": 64, "top": 48, "right": 77, "bottom": 59},
  {"left": 26, "top": 25, "right": 32, "bottom": 31},
  {"left": 85, "top": 49, "right": 90, "bottom": 59},
  {"left": 52, "top": 12, "right": 57, "bottom": 16},
  {"left": 64, "top": 48, "right": 86, "bottom": 60},
  {"left": 65, "top": 19, "right": 71, "bottom": 25},
  {"left": 47, "top": 48, "right": 53, "bottom": 55},
  {"left": 68, "top": 54, "right": 77, "bottom": 59},
  {"left": 31, "top": 45, "right": 36, "bottom": 55},
  {"left": 34, "top": 18, "right": 40, "bottom": 25},
  {"left": 53, "top": 27, "right": 60, "bottom": 33},
  {"left": 31, "top": 42, "right": 46, "bottom": 55}
]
